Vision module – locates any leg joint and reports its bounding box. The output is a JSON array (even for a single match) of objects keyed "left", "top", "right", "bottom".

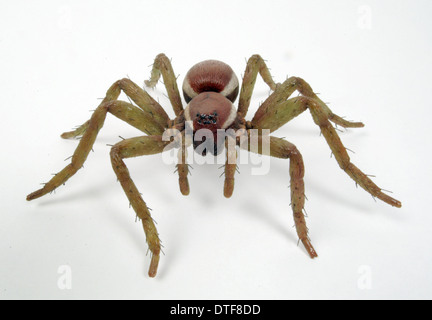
[
  {"left": 249, "top": 54, "right": 263, "bottom": 63},
  {"left": 109, "top": 144, "right": 123, "bottom": 162},
  {"left": 101, "top": 100, "right": 117, "bottom": 112}
]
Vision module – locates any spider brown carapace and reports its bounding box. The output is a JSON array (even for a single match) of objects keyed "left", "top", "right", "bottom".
[{"left": 27, "top": 53, "right": 402, "bottom": 277}]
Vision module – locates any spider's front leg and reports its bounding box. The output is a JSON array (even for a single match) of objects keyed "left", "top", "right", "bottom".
[
  {"left": 223, "top": 135, "right": 238, "bottom": 198},
  {"left": 110, "top": 135, "right": 173, "bottom": 277},
  {"left": 251, "top": 77, "right": 401, "bottom": 208},
  {"left": 176, "top": 131, "right": 191, "bottom": 196},
  {"left": 144, "top": 53, "right": 184, "bottom": 117},
  {"left": 238, "top": 54, "right": 278, "bottom": 118}
]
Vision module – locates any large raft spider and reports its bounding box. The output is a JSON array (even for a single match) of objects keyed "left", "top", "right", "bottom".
[{"left": 27, "top": 53, "right": 402, "bottom": 277}]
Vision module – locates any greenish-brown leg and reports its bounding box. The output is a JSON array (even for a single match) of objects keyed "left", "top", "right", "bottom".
[
  {"left": 307, "top": 98, "right": 401, "bottom": 207},
  {"left": 250, "top": 77, "right": 401, "bottom": 208},
  {"left": 62, "top": 78, "right": 170, "bottom": 139},
  {"left": 176, "top": 133, "right": 190, "bottom": 195},
  {"left": 223, "top": 135, "right": 237, "bottom": 198},
  {"left": 144, "top": 53, "right": 183, "bottom": 116},
  {"left": 27, "top": 99, "right": 166, "bottom": 201},
  {"left": 110, "top": 135, "right": 173, "bottom": 277},
  {"left": 238, "top": 54, "right": 278, "bottom": 118},
  {"left": 27, "top": 77, "right": 171, "bottom": 201},
  {"left": 241, "top": 134, "right": 317, "bottom": 258},
  {"left": 251, "top": 96, "right": 308, "bottom": 133},
  {"left": 252, "top": 76, "right": 364, "bottom": 129}
]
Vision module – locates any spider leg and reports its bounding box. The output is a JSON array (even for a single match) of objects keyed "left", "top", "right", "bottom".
[
  {"left": 238, "top": 54, "right": 278, "bottom": 118},
  {"left": 251, "top": 96, "right": 308, "bottom": 132},
  {"left": 240, "top": 133, "right": 317, "bottom": 258},
  {"left": 62, "top": 78, "right": 170, "bottom": 139},
  {"left": 223, "top": 135, "right": 238, "bottom": 198},
  {"left": 110, "top": 135, "right": 173, "bottom": 277},
  {"left": 250, "top": 77, "right": 401, "bottom": 208},
  {"left": 27, "top": 80, "right": 168, "bottom": 200},
  {"left": 252, "top": 77, "right": 364, "bottom": 130},
  {"left": 176, "top": 132, "right": 190, "bottom": 195},
  {"left": 144, "top": 53, "right": 183, "bottom": 116}
]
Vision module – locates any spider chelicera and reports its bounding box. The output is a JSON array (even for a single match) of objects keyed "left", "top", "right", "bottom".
[{"left": 27, "top": 53, "right": 402, "bottom": 277}]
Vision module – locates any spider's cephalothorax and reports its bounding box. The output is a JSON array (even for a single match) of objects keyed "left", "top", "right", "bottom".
[
  {"left": 26, "top": 53, "right": 401, "bottom": 278},
  {"left": 182, "top": 60, "right": 239, "bottom": 155}
]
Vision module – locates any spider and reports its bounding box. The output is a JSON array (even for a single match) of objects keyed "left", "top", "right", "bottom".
[{"left": 27, "top": 53, "right": 402, "bottom": 277}]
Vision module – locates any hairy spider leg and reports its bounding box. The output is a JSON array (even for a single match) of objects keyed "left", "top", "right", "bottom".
[
  {"left": 251, "top": 77, "right": 401, "bottom": 208},
  {"left": 144, "top": 53, "right": 193, "bottom": 194},
  {"left": 110, "top": 135, "right": 173, "bottom": 277},
  {"left": 218, "top": 54, "right": 277, "bottom": 197},
  {"left": 62, "top": 78, "right": 170, "bottom": 139},
  {"left": 223, "top": 135, "right": 238, "bottom": 198},
  {"left": 145, "top": 53, "right": 184, "bottom": 116},
  {"left": 238, "top": 54, "right": 278, "bottom": 118},
  {"left": 176, "top": 132, "right": 190, "bottom": 196},
  {"left": 26, "top": 79, "right": 170, "bottom": 201},
  {"left": 240, "top": 134, "right": 318, "bottom": 258}
]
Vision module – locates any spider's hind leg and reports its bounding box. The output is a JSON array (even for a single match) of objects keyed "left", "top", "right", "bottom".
[
  {"left": 306, "top": 97, "right": 401, "bottom": 207},
  {"left": 250, "top": 77, "right": 401, "bottom": 208},
  {"left": 27, "top": 79, "right": 170, "bottom": 201}
]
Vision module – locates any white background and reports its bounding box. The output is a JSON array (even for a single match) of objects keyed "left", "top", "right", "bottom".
[{"left": 1, "top": 0, "right": 431, "bottom": 300}]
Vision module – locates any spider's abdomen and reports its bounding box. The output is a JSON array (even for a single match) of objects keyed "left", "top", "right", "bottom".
[{"left": 182, "top": 60, "right": 239, "bottom": 103}]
